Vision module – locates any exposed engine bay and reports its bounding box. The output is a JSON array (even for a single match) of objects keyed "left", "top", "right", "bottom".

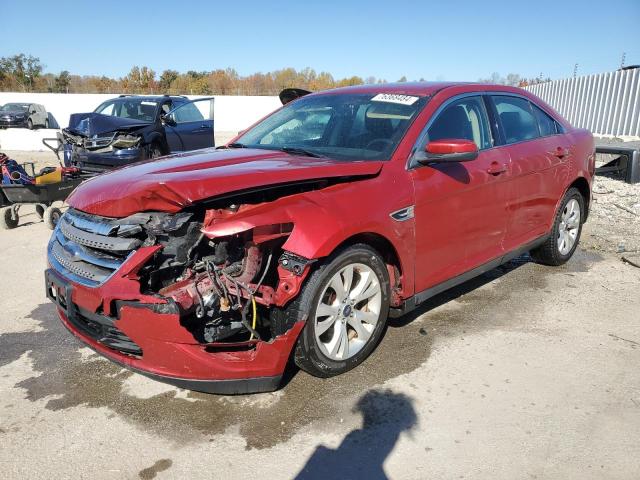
[{"left": 136, "top": 202, "right": 314, "bottom": 345}]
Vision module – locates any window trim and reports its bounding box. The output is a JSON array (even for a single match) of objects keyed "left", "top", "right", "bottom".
[{"left": 408, "top": 92, "right": 495, "bottom": 169}]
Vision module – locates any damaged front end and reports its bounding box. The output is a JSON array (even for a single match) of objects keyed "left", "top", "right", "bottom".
[
  {"left": 46, "top": 199, "right": 314, "bottom": 393},
  {"left": 60, "top": 113, "right": 151, "bottom": 173}
]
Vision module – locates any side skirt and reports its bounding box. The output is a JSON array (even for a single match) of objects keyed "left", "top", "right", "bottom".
[{"left": 389, "top": 234, "right": 549, "bottom": 318}]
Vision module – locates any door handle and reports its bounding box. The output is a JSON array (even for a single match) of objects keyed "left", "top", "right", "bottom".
[
  {"left": 486, "top": 162, "right": 507, "bottom": 175},
  {"left": 552, "top": 147, "right": 569, "bottom": 158}
]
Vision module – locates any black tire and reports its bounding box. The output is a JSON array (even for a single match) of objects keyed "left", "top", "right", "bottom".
[
  {"left": 35, "top": 204, "right": 46, "bottom": 219},
  {"left": 149, "top": 144, "right": 163, "bottom": 159},
  {"left": 43, "top": 207, "right": 62, "bottom": 230},
  {"left": 277, "top": 244, "right": 390, "bottom": 378},
  {"left": 530, "top": 187, "right": 585, "bottom": 266},
  {"left": 1, "top": 207, "right": 19, "bottom": 229},
  {"left": 27, "top": 118, "right": 33, "bottom": 130}
]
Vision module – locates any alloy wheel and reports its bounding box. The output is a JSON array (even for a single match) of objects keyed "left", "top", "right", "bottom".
[
  {"left": 557, "top": 198, "right": 580, "bottom": 255},
  {"left": 314, "top": 263, "right": 382, "bottom": 361}
]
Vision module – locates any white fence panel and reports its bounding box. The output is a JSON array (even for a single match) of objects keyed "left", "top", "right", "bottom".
[{"left": 525, "top": 68, "right": 640, "bottom": 138}]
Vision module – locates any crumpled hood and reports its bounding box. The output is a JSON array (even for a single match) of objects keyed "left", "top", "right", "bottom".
[
  {"left": 66, "top": 112, "right": 150, "bottom": 137},
  {"left": 67, "top": 148, "right": 384, "bottom": 217}
]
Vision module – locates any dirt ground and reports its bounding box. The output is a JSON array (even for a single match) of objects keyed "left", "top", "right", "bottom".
[{"left": 0, "top": 151, "right": 639, "bottom": 479}]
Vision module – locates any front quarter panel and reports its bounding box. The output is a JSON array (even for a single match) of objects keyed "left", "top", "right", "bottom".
[{"left": 201, "top": 171, "right": 417, "bottom": 298}]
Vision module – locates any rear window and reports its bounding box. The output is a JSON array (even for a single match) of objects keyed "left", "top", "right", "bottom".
[{"left": 492, "top": 95, "right": 539, "bottom": 144}]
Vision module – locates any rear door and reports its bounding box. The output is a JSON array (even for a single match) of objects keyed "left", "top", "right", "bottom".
[
  {"left": 489, "top": 95, "right": 571, "bottom": 251},
  {"left": 411, "top": 94, "right": 511, "bottom": 292},
  {"left": 164, "top": 98, "right": 215, "bottom": 152}
]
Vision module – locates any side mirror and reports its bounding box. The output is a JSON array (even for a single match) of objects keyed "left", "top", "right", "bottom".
[
  {"left": 162, "top": 114, "right": 176, "bottom": 127},
  {"left": 31, "top": 109, "right": 36, "bottom": 114},
  {"left": 415, "top": 139, "right": 478, "bottom": 164}
]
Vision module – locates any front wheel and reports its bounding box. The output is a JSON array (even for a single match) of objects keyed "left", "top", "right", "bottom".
[
  {"left": 531, "top": 187, "right": 585, "bottom": 266},
  {"left": 289, "top": 244, "right": 390, "bottom": 378},
  {"left": 27, "top": 119, "right": 33, "bottom": 130},
  {"left": 148, "top": 144, "right": 163, "bottom": 159}
]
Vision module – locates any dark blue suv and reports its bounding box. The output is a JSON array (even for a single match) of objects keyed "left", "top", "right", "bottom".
[{"left": 61, "top": 95, "right": 215, "bottom": 173}]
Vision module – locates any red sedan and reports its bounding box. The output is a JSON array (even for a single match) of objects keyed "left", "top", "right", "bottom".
[{"left": 45, "top": 82, "right": 595, "bottom": 394}]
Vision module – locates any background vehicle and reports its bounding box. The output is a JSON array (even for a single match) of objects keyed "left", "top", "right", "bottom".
[
  {"left": 61, "top": 95, "right": 214, "bottom": 173},
  {"left": 45, "top": 83, "right": 595, "bottom": 394},
  {"left": 0, "top": 102, "right": 48, "bottom": 129}
]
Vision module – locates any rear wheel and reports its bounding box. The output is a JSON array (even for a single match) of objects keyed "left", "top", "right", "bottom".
[
  {"left": 288, "top": 244, "right": 390, "bottom": 378},
  {"left": 27, "top": 119, "right": 33, "bottom": 130},
  {"left": 531, "top": 187, "right": 584, "bottom": 266},
  {"left": 1, "top": 207, "right": 19, "bottom": 229}
]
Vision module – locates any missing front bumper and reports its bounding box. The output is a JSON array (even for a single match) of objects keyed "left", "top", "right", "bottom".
[{"left": 45, "top": 268, "right": 303, "bottom": 394}]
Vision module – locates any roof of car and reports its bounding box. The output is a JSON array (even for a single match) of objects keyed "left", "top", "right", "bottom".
[
  {"left": 314, "top": 81, "right": 525, "bottom": 97},
  {"left": 115, "top": 95, "right": 188, "bottom": 100}
]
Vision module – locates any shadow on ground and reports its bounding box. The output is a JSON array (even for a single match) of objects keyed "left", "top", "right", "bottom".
[
  {"left": 0, "top": 250, "right": 601, "bottom": 449},
  {"left": 294, "top": 389, "right": 416, "bottom": 480}
]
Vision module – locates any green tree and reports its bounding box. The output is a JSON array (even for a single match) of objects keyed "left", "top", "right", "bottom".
[
  {"left": 54, "top": 70, "right": 70, "bottom": 93},
  {"left": 0, "top": 53, "right": 44, "bottom": 91},
  {"left": 159, "top": 69, "right": 179, "bottom": 91}
]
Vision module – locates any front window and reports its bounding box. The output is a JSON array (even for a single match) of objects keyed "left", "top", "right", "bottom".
[
  {"left": 94, "top": 98, "right": 158, "bottom": 122},
  {"left": 425, "top": 96, "right": 492, "bottom": 150},
  {"left": 236, "top": 93, "right": 428, "bottom": 161},
  {"left": 0, "top": 103, "right": 29, "bottom": 112}
]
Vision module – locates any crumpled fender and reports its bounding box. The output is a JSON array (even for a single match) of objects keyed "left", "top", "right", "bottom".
[{"left": 201, "top": 180, "right": 415, "bottom": 284}]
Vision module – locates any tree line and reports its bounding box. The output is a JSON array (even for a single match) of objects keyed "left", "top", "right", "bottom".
[{"left": 0, "top": 53, "right": 549, "bottom": 96}]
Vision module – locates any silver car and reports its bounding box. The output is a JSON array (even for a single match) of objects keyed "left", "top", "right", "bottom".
[{"left": 0, "top": 102, "right": 49, "bottom": 129}]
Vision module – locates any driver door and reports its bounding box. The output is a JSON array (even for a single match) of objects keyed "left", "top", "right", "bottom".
[
  {"left": 411, "top": 95, "right": 512, "bottom": 292},
  {"left": 164, "top": 98, "right": 215, "bottom": 152}
]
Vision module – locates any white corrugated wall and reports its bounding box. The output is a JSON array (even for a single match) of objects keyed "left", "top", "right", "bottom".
[{"left": 525, "top": 68, "right": 640, "bottom": 138}]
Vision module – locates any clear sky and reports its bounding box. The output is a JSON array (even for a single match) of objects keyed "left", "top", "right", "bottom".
[{"left": 1, "top": 0, "right": 639, "bottom": 82}]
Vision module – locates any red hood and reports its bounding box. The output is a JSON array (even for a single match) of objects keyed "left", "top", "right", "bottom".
[{"left": 67, "top": 148, "right": 384, "bottom": 217}]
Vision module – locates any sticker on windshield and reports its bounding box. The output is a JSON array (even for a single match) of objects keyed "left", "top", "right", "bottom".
[{"left": 371, "top": 93, "right": 419, "bottom": 105}]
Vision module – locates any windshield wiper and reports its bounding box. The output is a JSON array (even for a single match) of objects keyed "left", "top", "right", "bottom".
[
  {"left": 216, "top": 142, "right": 246, "bottom": 149},
  {"left": 279, "top": 146, "right": 323, "bottom": 158}
]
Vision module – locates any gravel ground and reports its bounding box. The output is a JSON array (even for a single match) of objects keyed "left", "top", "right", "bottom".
[
  {"left": 0, "top": 148, "right": 639, "bottom": 479},
  {"left": 585, "top": 176, "right": 640, "bottom": 255}
]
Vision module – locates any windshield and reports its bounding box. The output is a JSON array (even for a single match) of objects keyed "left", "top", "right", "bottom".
[
  {"left": 94, "top": 98, "right": 158, "bottom": 122},
  {"left": 1, "top": 103, "right": 29, "bottom": 112},
  {"left": 236, "top": 93, "right": 428, "bottom": 161}
]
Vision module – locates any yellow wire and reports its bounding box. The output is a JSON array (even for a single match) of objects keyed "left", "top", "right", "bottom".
[{"left": 250, "top": 296, "right": 257, "bottom": 340}]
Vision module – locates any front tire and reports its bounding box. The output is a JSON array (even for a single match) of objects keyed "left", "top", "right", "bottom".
[
  {"left": 149, "top": 143, "right": 163, "bottom": 159},
  {"left": 27, "top": 119, "right": 33, "bottom": 130},
  {"left": 288, "top": 244, "right": 390, "bottom": 378},
  {"left": 531, "top": 187, "right": 584, "bottom": 266}
]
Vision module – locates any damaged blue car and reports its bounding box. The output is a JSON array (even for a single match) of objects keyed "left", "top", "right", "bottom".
[{"left": 61, "top": 95, "right": 214, "bottom": 173}]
